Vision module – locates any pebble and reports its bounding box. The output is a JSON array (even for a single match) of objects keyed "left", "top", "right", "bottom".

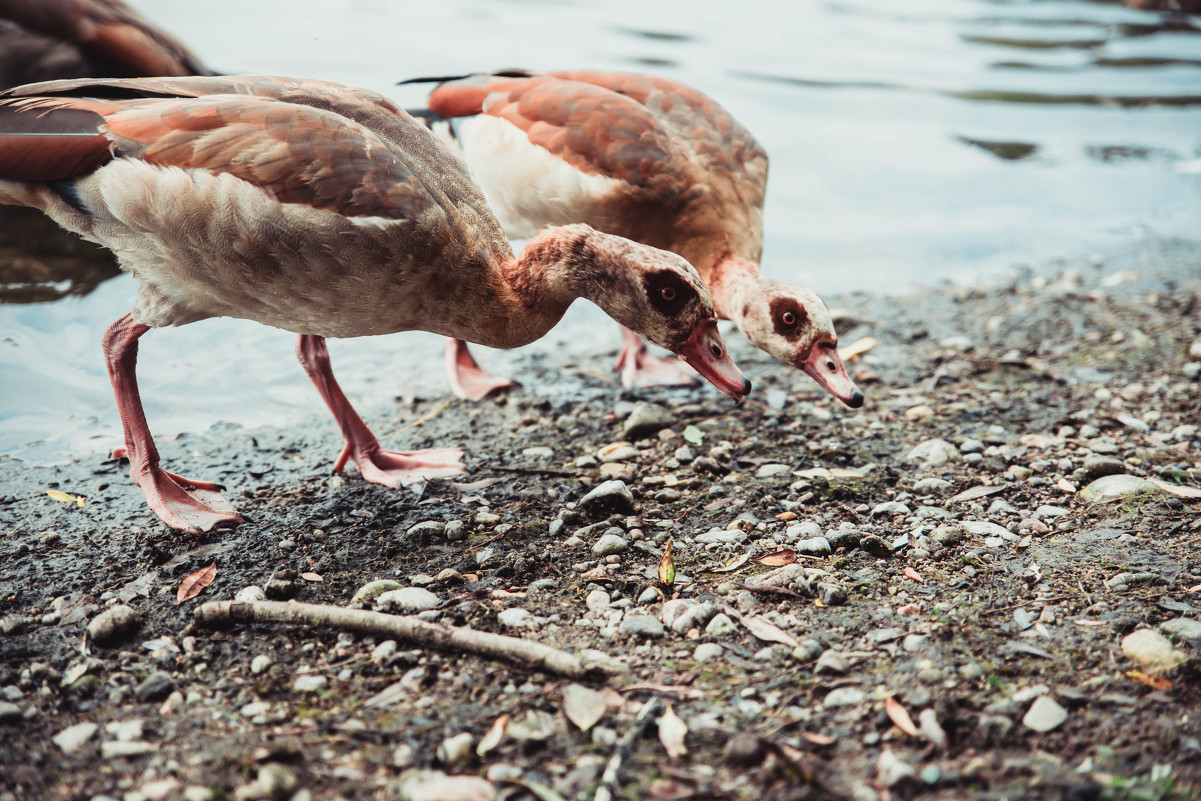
[
  {"left": 264, "top": 570, "right": 299, "bottom": 600},
  {"left": 445, "top": 520, "right": 467, "bottom": 541},
  {"left": 585, "top": 590, "right": 611, "bottom": 612},
  {"left": 498, "top": 608, "right": 537, "bottom": 628},
  {"left": 351, "top": 579, "right": 404, "bottom": 605},
  {"left": 705, "top": 614, "right": 737, "bottom": 637},
  {"left": 1121, "top": 629, "right": 1187, "bottom": 671},
  {"left": 622, "top": 402, "right": 676, "bottom": 439},
  {"left": 405, "top": 520, "right": 446, "bottom": 539},
  {"left": 1160, "top": 617, "right": 1201, "bottom": 641},
  {"left": 375, "top": 588, "right": 441, "bottom": 612},
  {"left": 105, "top": 718, "right": 144, "bottom": 742},
  {"left": 756, "top": 463, "right": 792, "bottom": 478},
  {"left": 234, "top": 585, "right": 267, "bottom": 603},
  {"left": 620, "top": 615, "right": 665, "bottom": 638},
  {"left": 904, "top": 439, "right": 960, "bottom": 467},
  {"left": 101, "top": 740, "right": 156, "bottom": 759},
  {"left": 597, "top": 443, "right": 638, "bottom": 463},
  {"left": 0, "top": 701, "right": 21, "bottom": 723},
  {"left": 522, "top": 446, "right": 553, "bottom": 460},
  {"left": 86, "top": 604, "right": 140, "bottom": 645},
  {"left": 637, "top": 586, "right": 661, "bottom": 605},
  {"left": 795, "top": 536, "right": 832, "bottom": 556},
  {"left": 860, "top": 536, "right": 893, "bottom": 558},
  {"left": 815, "top": 650, "right": 849, "bottom": 674},
  {"left": 876, "top": 749, "right": 915, "bottom": 787},
  {"left": 694, "top": 643, "right": 724, "bottom": 662},
  {"left": 251, "top": 655, "right": 273, "bottom": 675},
  {"left": 818, "top": 583, "right": 847, "bottom": 606},
  {"left": 475, "top": 546, "right": 497, "bottom": 567},
  {"left": 580, "top": 480, "right": 636, "bottom": 515},
  {"left": 1080, "top": 475, "right": 1161, "bottom": 503},
  {"left": 134, "top": 672, "right": 174, "bottom": 703},
  {"left": 256, "top": 763, "right": 299, "bottom": 801},
  {"left": 871, "top": 501, "right": 911, "bottom": 516},
  {"left": 1022, "top": 695, "right": 1068, "bottom": 732},
  {"left": 695, "top": 529, "right": 747, "bottom": 544},
  {"left": 827, "top": 529, "right": 864, "bottom": 550},
  {"left": 671, "top": 602, "right": 717, "bottom": 634},
  {"left": 591, "top": 534, "right": 628, "bottom": 556},
  {"left": 292, "top": 674, "right": 328, "bottom": 692},
  {"left": 53, "top": 721, "right": 98, "bottom": 753},
  {"left": 913, "top": 478, "right": 952, "bottom": 495},
  {"left": 1078, "top": 455, "right": 1126, "bottom": 483},
  {"left": 824, "top": 687, "right": 866, "bottom": 708}
]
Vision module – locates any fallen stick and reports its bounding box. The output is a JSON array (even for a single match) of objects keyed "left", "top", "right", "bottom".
[
  {"left": 194, "top": 600, "right": 609, "bottom": 680},
  {"left": 594, "top": 698, "right": 662, "bottom": 801}
]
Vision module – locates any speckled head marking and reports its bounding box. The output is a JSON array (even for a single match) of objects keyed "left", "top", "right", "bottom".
[
  {"left": 644, "top": 268, "right": 700, "bottom": 318},
  {"left": 769, "top": 296, "right": 809, "bottom": 343}
]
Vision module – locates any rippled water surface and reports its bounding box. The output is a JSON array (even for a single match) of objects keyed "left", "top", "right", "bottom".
[{"left": 1, "top": 0, "right": 1199, "bottom": 461}]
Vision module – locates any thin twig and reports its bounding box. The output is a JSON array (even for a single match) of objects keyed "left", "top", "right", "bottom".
[
  {"left": 194, "top": 600, "right": 609, "bottom": 679},
  {"left": 594, "top": 699, "right": 662, "bottom": 801},
  {"left": 489, "top": 465, "right": 582, "bottom": 477},
  {"left": 407, "top": 398, "right": 453, "bottom": 428},
  {"left": 977, "top": 594, "right": 1076, "bottom": 617},
  {"left": 736, "top": 583, "right": 809, "bottom": 601}
]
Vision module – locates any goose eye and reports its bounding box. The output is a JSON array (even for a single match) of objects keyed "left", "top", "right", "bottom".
[
  {"left": 661, "top": 287, "right": 677, "bottom": 301},
  {"left": 781, "top": 311, "right": 796, "bottom": 326}
]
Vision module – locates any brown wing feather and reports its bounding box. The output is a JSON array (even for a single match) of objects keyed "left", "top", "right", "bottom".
[{"left": 0, "top": 98, "right": 112, "bottom": 180}]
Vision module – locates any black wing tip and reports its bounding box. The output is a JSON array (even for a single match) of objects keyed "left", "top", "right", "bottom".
[{"left": 396, "top": 68, "right": 539, "bottom": 87}]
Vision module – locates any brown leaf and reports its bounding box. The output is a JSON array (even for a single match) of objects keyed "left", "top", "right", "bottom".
[
  {"left": 1126, "top": 670, "right": 1173, "bottom": 691},
  {"left": 903, "top": 566, "right": 926, "bottom": 584},
  {"left": 658, "top": 702, "right": 688, "bottom": 759},
  {"left": 658, "top": 539, "right": 676, "bottom": 585},
  {"left": 801, "top": 731, "right": 836, "bottom": 746},
  {"left": 1149, "top": 478, "right": 1201, "bottom": 499},
  {"left": 731, "top": 610, "right": 799, "bottom": 648},
  {"left": 949, "top": 484, "right": 1006, "bottom": 503},
  {"left": 300, "top": 572, "right": 323, "bottom": 583},
  {"left": 562, "top": 684, "right": 608, "bottom": 732},
  {"left": 176, "top": 564, "right": 216, "bottom": 604},
  {"left": 753, "top": 549, "right": 797, "bottom": 567},
  {"left": 476, "top": 713, "right": 509, "bottom": 756},
  {"left": 839, "top": 336, "right": 878, "bottom": 363},
  {"left": 885, "top": 696, "right": 919, "bottom": 737}
]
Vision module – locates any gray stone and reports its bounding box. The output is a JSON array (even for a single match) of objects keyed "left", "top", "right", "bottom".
[
  {"left": 598, "top": 444, "right": 638, "bottom": 463},
  {"left": 826, "top": 529, "right": 863, "bottom": 550},
  {"left": 498, "top": 608, "right": 537, "bottom": 629},
  {"left": 105, "top": 719, "right": 144, "bottom": 742},
  {"left": 620, "top": 615, "right": 665, "bottom": 638},
  {"left": 580, "top": 480, "right": 636, "bottom": 516},
  {"left": 292, "top": 674, "right": 328, "bottom": 692},
  {"left": 53, "top": 721, "right": 98, "bottom": 753},
  {"left": 0, "top": 701, "right": 22, "bottom": 723},
  {"left": 795, "top": 536, "right": 832, "bottom": 556},
  {"left": 405, "top": 520, "right": 446, "bottom": 539},
  {"left": 622, "top": 402, "right": 676, "bottom": 440},
  {"left": 913, "top": 478, "right": 952, "bottom": 495},
  {"left": 351, "top": 579, "right": 404, "bottom": 605},
  {"left": 823, "top": 687, "right": 866, "bottom": 707},
  {"left": 522, "top": 446, "right": 554, "bottom": 461},
  {"left": 792, "top": 639, "right": 824, "bottom": 662},
  {"left": 959, "top": 438, "right": 984, "bottom": 454},
  {"left": 671, "top": 603, "right": 718, "bottom": 634},
  {"left": 962, "top": 521, "right": 1014, "bottom": 540},
  {"left": 1079, "top": 455, "right": 1126, "bottom": 483},
  {"left": 235, "top": 585, "right": 267, "bottom": 603},
  {"left": 818, "top": 582, "right": 848, "bottom": 606},
  {"left": 134, "top": 671, "right": 174, "bottom": 703},
  {"left": 86, "top": 604, "right": 140, "bottom": 645},
  {"left": 1022, "top": 696, "right": 1068, "bottom": 733},
  {"left": 592, "top": 534, "right": 629, "bottom": 556},
  {"left": 251, "top": 655, "right": 273, "bottom": 675},
  {"left": 1034, "top": 505, "right": 1070, "bottom": 519},
  {"left": 0, "top": 615, "right": 30, "bottom": 636},
  {"left": 860, "top": 536, "right": 893, "bottom": 558},
  {"left": 871, "top": 501, "right": 911, "bottom": 516},
  {"left": 1161, "top": 617, "right": 1201, "bottom": 641},
  {"left": 904, "top": 439, "right": 960, "bottom": 467},
  {"left": 695, "top": 529, "right": 747, "bottom": 544},
  {"left": 1122, "top": 629, "right": 1186, "bottom": 671},
  {"left": 375, "top": 587, "right": 440, "bottom": 612},
  {"left": 931, "top": 524, "right": 965, "bottom": 549},
  {"left": 445, "top": 520, "right": 467, "bottom": 541},
  {"left": 101, "top": 740, "right": 156, "bottom": 759},
  {"left": 1080, "top": 474, "right": 1161, "bottom": 503},
  {"left": 756, "top": 463, "right": 792, "bottom": 478},
  {"left": 694, "top": 643, "right": 724, "bottom": 662},
  {"left": 877, "top": 749, "right": 916, "bottom": 788},
  {"left": 705, "top": 613, "right": 737, "bottom": 637},
  {"left": 814, "top": 650, "right": 848, "bottom": 673}
]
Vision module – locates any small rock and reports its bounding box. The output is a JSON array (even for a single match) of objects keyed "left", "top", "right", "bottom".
[
  {"left": 1022, "top": 695, "right": 1068, "bottom": 732},
  {"left": 724, "top": 733, "right": 767, "bottom": 767},
  {"left": 755, "top": 463, "right": 792, "bottom": 478},
  {"left": 101, "top": 740, "right": 157, "bottom": 759},
  {"left": 823, "top": 687, "right": 866, "bottom": 707},
  {"left": 818, "top": 583, "right": 847, "bottom": 606},
  {"left": 918, "top": 709, "right": 947, "bottom": 750},
  {"left": 105, "top": 719, "right": 145, "bottom": 742},
  {"left": 795, "top": 536, "right": 832, "bottom": 556},
  {"left": 134, "top": 671, "right": 174, "bottom": 703},
  {"left": 522, "top": 446, "right": 554, "bottom": 461},
  {"left": 264, "top": 569, "right": 299, "bottom": 600},
  {"left": 0, "top": 701, "right": 21, "bottom": 723},
  {"left": 585, "top": 590, "right": 611, "bottom": 612},
  {"left": 695, "top": 529, "right": 747, "bottom": 544},
  {"left": 292, "top": 674, "right": 328, "bottom": 692},
  {"left": 904, "top": 439, "right": 959, "bottom": 467},
  {"left": 591, "top": 534, "right": 628, "bottom": 556},
  {"left": 351, "top": 579, "right": 404, "bottom": 605},
  {"left": 1121, "top": 629, "right": 1187, "bottom": 672},
  {"left": 826, "top": 528, "right": 863, "bottom": 550},
  {"left": 1080, "top": 475, "right": 1161, "bottom": 503},
  {"left": 234, "top": 585, "right": 267, "bottom": 603},
  {"left": 498, "top": 608, "right": 537, "bottom": 629},
  {"left": 53, "top": 721, "right": 98, "bottom": 753},
  {"left": 705, "top": 613, "right": 737, "bottom": 637},
  {"left": 597, "top": 443, "right": 638, "bottom": 463},
  {"left": 622, "top": 402, "right": 676, "bottom": 440},
  {"left": 620, "top": 615, "right": 665, "bottom": 638},
  {"left": 256, "top": 763, "right": 298, "bottom": 801},
  {"left": 405, "top": 520, "right": 446, "bottom": 540},
  {"left": 876, "top": 748, "right": 915, "bottom": 787},
  {"left": 0, "top": 615, "right": 30, "bottom": 636},
  {"left": 860, "top": 536, "right": 893, "bottom": 558},
  {"left": 580, "top": 480, "right": 636, "bottom": 516},
  {"left": 251, "top": 655, "right": 273, "bottom": 675},
  {"left": 671, "top": 602, "right": 717, "bottom": 634},
  {"left": 913, "top": 478, "right": 952, "bottom": 495},
  {"left": 871, "top": 501, "right": 911, "bottom": 516},
  {"left": 694, "top": 643, "right": 724, "bottom": 662},
  {"left": 931, "top": 524, "right": 965, "bottom": 549},
  {"left": 86, "top": 604, "right": 140, "bottom": 645},
  {"left": 445, "top": 520, "right": 467, "bottom": 541},
  {"left": 437, "top": 733, "right": 475, "bottom": 767},
  {"left": 1079, "top": 455, "right": 1126, "bottom": 483},
  {"left": 1161, "top": 617, "right": 1201, "bottom": 641},
  {"left": 815, "top": 650, "right": 849, "bottom": 674},
  {"left": 396, "top": 770, "right": 497, "bottom": 801},
  {"left": 375, "top": 588, "right": 441, "bottom": 613}
]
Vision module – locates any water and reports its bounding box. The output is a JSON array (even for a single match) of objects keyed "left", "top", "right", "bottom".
[{"left": 1, "top": 0, "right": 1199, "bottom": 461}]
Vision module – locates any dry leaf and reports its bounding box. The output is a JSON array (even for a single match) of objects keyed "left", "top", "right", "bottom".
[
  {"left": 562, "top": 684, "right": 607, "bottom": 732},
  {"left": 658, "top": 539, "right": 676, "bottom": 585},
  {"left": 839, "top": 336, "right": 878, "bottom": 363},
  {"left": 46, "top": 489, "right": 85, "bottom": 507},
  {"left": 658, "top": 702, "right": 688, "bottom": 758},
  {"left": 1149, "top": 479, "right": 1201, "bottom": 499},
  {"left": 949, "top": 484, "right": 1005, "bottom": 503},
  {"left": 619, "top": 683, "right": 704, "bottom": 700},
  {"left": 1075, "top": 619, "right": 1107, "bottom": 627},
  {"left": 885, "top": 696, "right": 919, "bottom": 737},
  {"left": 476, "top": 713, "right": 509, "bottom": 756},
  {"left": 903, "top": 566, "right": 926, "bottom": 584},
  {"left": 176, "top": 564, "right": 216, "bottom": 604},
  {"left": 1189, "top": 584, "right": 1201, "bottom": 593},
  {"left": 753, "top": 549, "right": 797, "bottom": 567},
  {"left": 300, "top": 572, "right": 323, "bottom": 583},
  {"left": 734, "top": 611, "right": 799, "bottom": 648},
  {"left": 711, "top": 552, "right": 750, "bottom": 572},
  {"left": 1126, "top": 670, "right": 1173, "bottom": 691},
  {"left": 801, "top": 731, "right": 836, "bottom": 746}
]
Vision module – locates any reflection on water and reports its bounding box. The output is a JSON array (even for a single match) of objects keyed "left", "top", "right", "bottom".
[{"left": 1, "top": 0, "right": 1198, "bottom": 461}]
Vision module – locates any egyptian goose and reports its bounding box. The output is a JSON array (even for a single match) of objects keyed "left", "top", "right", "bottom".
[
  {"left": 0, "top": 0, "right": 211, "bottom": 89},
  {"left": 0, "top": 75, "right": 749, "bottom": 534},
  {"left": 410, "top": 70, "right": 864, "bottom": 408}
]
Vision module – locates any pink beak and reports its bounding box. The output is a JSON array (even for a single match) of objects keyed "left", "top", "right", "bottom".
[
  {"left": 802, "top": 342, "right": 864, "bottom": 408},
  {"left": 673, "top": 319, "right": 751, "bottom": 402}
]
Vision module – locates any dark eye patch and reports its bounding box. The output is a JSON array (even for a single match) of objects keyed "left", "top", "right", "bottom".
[
  {"left": 644, "top": 270, "right": 698, "bottom": 315},
  {"left": 770, "top": 297, "right": 807, "bottom": 341}
]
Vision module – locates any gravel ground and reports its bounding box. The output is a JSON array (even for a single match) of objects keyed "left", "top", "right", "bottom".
[{"left": 1, "top": 246, "right": 1200, "bottom": 801}]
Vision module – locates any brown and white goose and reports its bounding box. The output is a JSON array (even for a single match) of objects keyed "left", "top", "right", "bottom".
[
  {"left": 0, "top": 0, "right": 211, "bottom": 89},
  {"left": 0, "top": 75, "right": 749, "bottom": 534},
  {"left": 410, "top": 70, "right": 864, "bottom": 408}
]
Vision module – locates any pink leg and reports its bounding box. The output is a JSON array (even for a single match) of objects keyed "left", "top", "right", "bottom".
[
  {"left": 297, "top": 334, "right": 466, "bottom": 487},
  {"left": 103, "top": 314, "right": 243, "bottom": 534},
  {"left": 444, "top": 337, "right": 520, "bottom": 401},
  {"left": 613, "top": 326, "right": 698, "bottom": 389}
]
